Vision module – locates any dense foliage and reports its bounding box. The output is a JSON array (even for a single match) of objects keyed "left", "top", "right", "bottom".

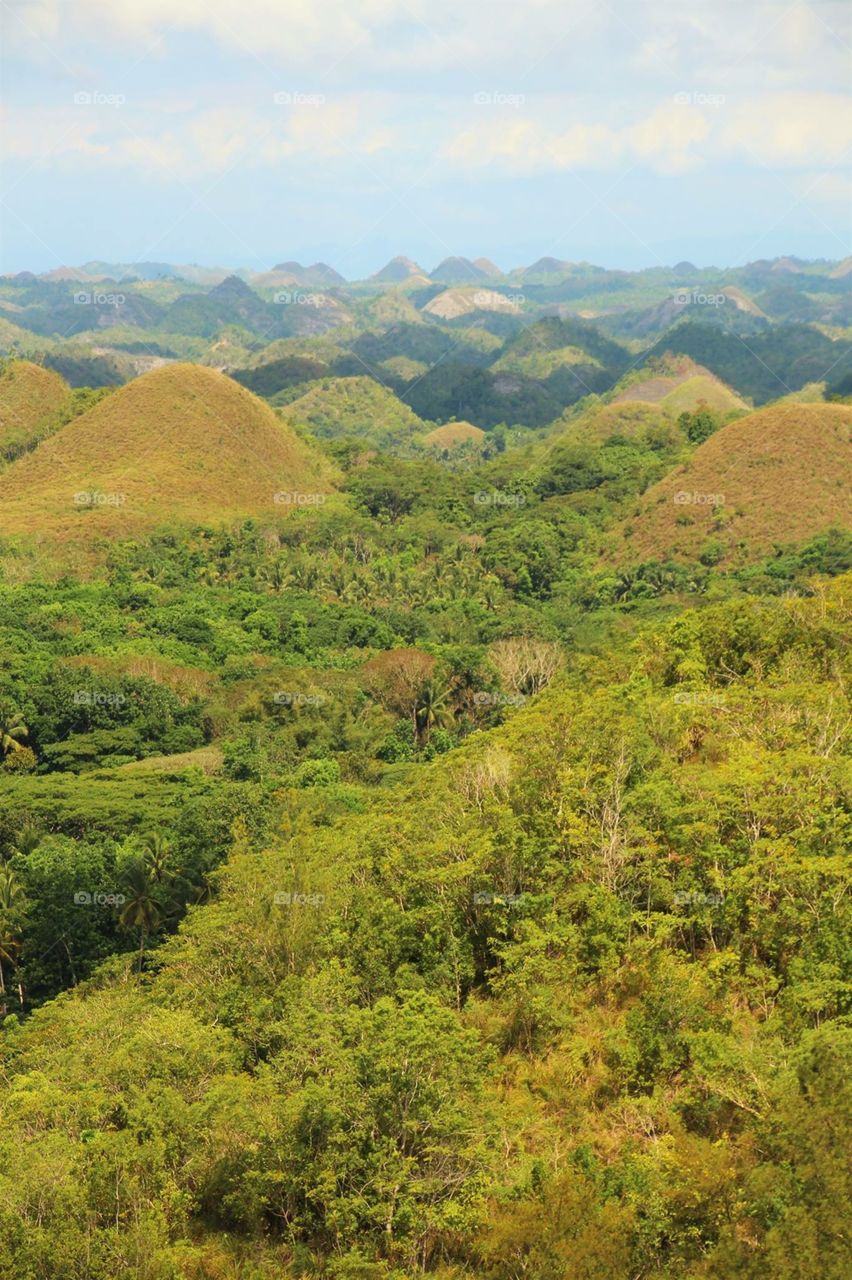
[
  {"left": 0, "top": 260, "right": 850, "bottom": 1276},
  {"left": 0, "top": 580, "right": 848, "bottom": 1278}
]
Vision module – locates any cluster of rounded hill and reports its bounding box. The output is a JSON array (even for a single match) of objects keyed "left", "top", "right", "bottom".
[
  {"left": 0, "top": 362, "right": 336, "bottom": 556},
  {"left": 0, "top": 357, "right": 848, "bottom": 568},
  {"left": 607, "top": 400, "right": 851, "bottom": 564},
  {"left": 548, "top": 356, "right": 849, "bottom": 563}
]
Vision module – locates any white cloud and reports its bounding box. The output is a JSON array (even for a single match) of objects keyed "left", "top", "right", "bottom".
[
  {"left": 721, "top": 93, "right": 852, "bottom": 167},
  {"left": 0, "top": 97, "right": 399, "bottom": 178},
  {"left": 6, "top": 0, "right": 848, "bottom": 88},
  {"left": 628, "top": 103, "right": 711, "bottom": 175},
  {"left": 445, "top": 102, "right": 711, "bottom": 176}
]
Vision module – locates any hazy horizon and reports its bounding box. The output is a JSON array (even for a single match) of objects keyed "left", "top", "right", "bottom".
[
  {"left": 5, "top": 245, "right": 848, "bottom": 281},
  {"left": 2, "top": 0, "right": 850, "bottom": 277}
]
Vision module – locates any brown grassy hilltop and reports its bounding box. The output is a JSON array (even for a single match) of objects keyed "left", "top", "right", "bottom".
[
  {"left": 422, "top": 421, "right": 486, "bottom": 451},
  {"left": 0, "top": 360, "right": 71, "bottom": 456},
  {"left": 0, "top": 363, "right": 336, "bottom": 557},
  {"left": 611, "top": 402, "right": 851, "bottom": 565},
  {"left": 555, "top": 399, "right": 677, "bottom": 446},
  {"left": 614, "top": 355, "right": 748, "bottom": 416}
]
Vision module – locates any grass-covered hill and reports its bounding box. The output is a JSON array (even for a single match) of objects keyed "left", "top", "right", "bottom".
[
  {"left": 645, "top": 321, "right": 852, "bottom": 404},
  {"left": 553, "top": 398, "right": 681, "bottom": 447},
  {"left": 0, "top": 359, "right": 70, "bottom": 458},
  {"left": 0, "top": 298, "right": 848, "bottom": 1275},
  {"left": 0, "top": 581, "right": 848, "bottom": 1278},
  {"left": 612, "top": 402, "right": 852, "bottom": 565},
  {"left": 422, "top": 420, "right": 486, "bottom": 453},
  {"left": 277, "top": 375, "right": 432, "bottom": 450},
  {"left": 2, "top": 257, "right": 850, "bottom": 435},
  {"left": 613, "top": 355, "right": 748, "bottom": 416},
  {"left": 0, "top": 363, "right": 336, "bottom": 555}
]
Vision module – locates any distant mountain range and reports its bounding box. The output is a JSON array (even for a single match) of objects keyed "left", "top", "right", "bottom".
[
  {"left": 1, "top": 254, "right": 849, "bottom": 423},
  {"left": 8, "top": 253, "right": 848, "bottom": 289}
]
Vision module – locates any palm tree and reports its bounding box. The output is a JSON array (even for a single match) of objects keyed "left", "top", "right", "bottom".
[
  {"left": 7, "top": 817, "right": 41, "bottom": 858},
  {"left": 0, "top": 863, "right": 26, "bottom": 1013},
  {"left": 257, "top": 558, "right": 287, "bottom": 591},
  {"left": 119, "top": 860, "right": 163, "bottom": 973},
  {"left": 141, "top": 832, "right": 172, "bottom": 884},
  {"left": 0, "top": 707, "right": 28, "bottom": 759},
  {"left": 414, "top": 678, "right": 454, "bottom": 747},
  {"left": 613, "top": 570, "right": 637, "bottom": 603}
]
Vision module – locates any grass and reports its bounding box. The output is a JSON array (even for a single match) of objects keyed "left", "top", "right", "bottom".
[
  {"left": 556, "top": 399, "right": 678, "bottom": 445},
  {"left": 422, "top": 421, "right": 486, "bottom": 450},
  {"left": 614, "top": 356, "right": 747, "bottom": 414},
  {"left": 0, "top": 362, "right": 337, "bottom": 556},
  {"left": 610, "top": 402, "right": 852, "bottom": 564},
  {"left": 0, "top": 359, "right": 71, "bottom": 457},
  {"left": 279, "top": 375, "right": 429, "bottom": 447}
]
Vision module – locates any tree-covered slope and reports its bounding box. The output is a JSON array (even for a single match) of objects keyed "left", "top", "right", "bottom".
[{"left": 0, "top": 582, "right": 848, "bottom": 1279}]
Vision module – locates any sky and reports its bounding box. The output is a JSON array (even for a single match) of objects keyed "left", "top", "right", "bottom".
[{"left": 1, "top": 0, "right": 850, "bottom": 278}]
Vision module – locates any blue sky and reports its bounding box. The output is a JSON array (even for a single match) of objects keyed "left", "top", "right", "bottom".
[{"left": 1, "top": 0, "right": 850, "bottom": 277}]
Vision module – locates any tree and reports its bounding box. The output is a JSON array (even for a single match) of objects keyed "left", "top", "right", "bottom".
[
  {"left": 364, "top": 649, "right": 436, "bottom": 729},
  {"left": 141, "top": 832, "right": 172, "bottom": 884},
  {"left": 490, "top": 636, "right": 563, "bottom": 696},
  {"left": 414, "top": 677, "right": 454, "bottom": 746},
  {"left": 119, "top": 860, "right": 163, "bottom": 972},
  {"left": 0, "top": 705, "right": 28, "bottom": 760},
  {"left": 678, "top": 405, "right": 719, "bottom": 443},
  {"left": 0, "top": 864, "right": 26, "bottom": 1013}
]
